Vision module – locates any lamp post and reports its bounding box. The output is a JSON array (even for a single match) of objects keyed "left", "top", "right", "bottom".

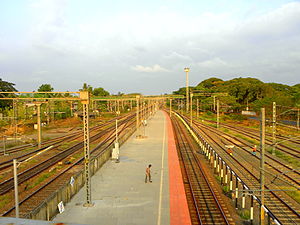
[{"left": 184, "top": 68, "right": 190, "bottom": 112}]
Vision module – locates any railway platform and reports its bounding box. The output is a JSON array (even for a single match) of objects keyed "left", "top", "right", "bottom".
[{"left": 53, "top": 111, "right": 191, "bottom": 225}]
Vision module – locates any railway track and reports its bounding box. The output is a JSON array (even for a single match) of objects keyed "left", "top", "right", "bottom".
[
  {"left": 179, "top": 114, "right": 300, "bottom": 224},
  {"left": 0, "top": 112, "right": 137, "bottom": 217},
  {"left": 172, "top": 115, "right": 233, "bottom": 224},
  {"left": 0, "top": 113, "right": 135, "bottom": 196},
  {"left": 203, "top": 119, "right": 300, "bottom": 158},
  {"left": 192, "top": 119, "right": 300, "bottom": 189}
]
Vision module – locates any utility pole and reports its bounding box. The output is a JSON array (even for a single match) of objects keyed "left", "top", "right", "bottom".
[
  {"left": 169, "top": 99, "right": 172, "bottom": 117},
  {"left": 3, "top": 136, "right": 6, "bottom": 155},
  {"left": 184, "top": 68, "right": 190, "bottom": 112},
  {"left": 115, "top": 119, "right": 118, "bottom": 143},
  {"left": 297, "top": 108, "right": 299, "bottom": 130},
  {"left": 70, "top": 101, "right": 73, "bottom": 117},
  {"left": 260, "top": 108, "right": 266, "bottom": 225},
  {"left": 47, "top": 102, "right": 50, "bottom": 124},
  {"left": 190, "top": 93, "right": 193, "bottom": 127},
  {"left": 136, "top": 96, "right": 140, "bottom": 132},
  {"left": 196, "top": 99, "right": 199, "bottom": 118},
  {"left": 80, "top": 91, "right": 93, "bottom": 207},
  {"left": 181, "top": 100, "right": 183, "bottom": 115},
  {"left": 13, "top": 100, "right": 17, "bottom": 142},
  {"left": 213, "top": 96, "right": 216, "bottom": 112},
  {"left": 37, "top": 104, "right": 42, "bottom": 149},
  {"left": 272, "top": 102, "right": 276, "bottom": 155},
  {"left": 217, "top": 100, "right": 220, "bottom": 129},
  {"left": 13, "top": 159, "right": 19, "bottom": 218}
]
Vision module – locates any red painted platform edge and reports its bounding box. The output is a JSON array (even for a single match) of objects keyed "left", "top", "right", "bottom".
[{"left": 164, "top": 112, "right": 192, "bottom": 225}]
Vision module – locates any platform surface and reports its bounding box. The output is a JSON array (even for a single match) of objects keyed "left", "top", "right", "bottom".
[{"left": 53, "top": 111, "right": 171, "bottom": 225}]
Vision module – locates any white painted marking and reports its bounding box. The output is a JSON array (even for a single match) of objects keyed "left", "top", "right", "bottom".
[{"left": 157, "top": 115, "right": 166, "bottom": 225}]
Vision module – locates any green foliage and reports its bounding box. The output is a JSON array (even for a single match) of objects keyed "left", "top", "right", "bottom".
[
  {"left": 197, "top": 77, "right": 224, "bottom": 89},
  {"left": 222, "top": 185, "right": 230, "bottom": 193},
  {"left": 79, "top": 83, "right": 110, "bottom": 97},
  {"left": 93, "top": 87, "right": 110, "bottom": 96},
  {"left": 80, "top": 83, "right": 93, "bottom": 92},
  {"left": 173, "top": 77, "right": 300, "bottom": 112},
  {"left": 0, "top": 78, "right": 17, "bottom": 109},
  {"left": 239, "top": 209, "right": 250, "bottom": 220},
  {"left": 37, "top": 84, "right": 54, "bottom": 92}
]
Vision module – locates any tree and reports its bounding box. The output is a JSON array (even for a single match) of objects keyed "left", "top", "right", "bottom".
[
  {"left": 197, "top": 77, "right": 223, "bottom": 89},
  {"left": 92, "top": 87, "right": 110, "bottom": 96},
  {"left": 38, "top": 84, "right": 54, "bottom": 92},
  {"left": 80, "top": 83, "right": 93, "bottom": 93},
  {"left": 0, "top": 78, "right": 18, "bottom": 109}
]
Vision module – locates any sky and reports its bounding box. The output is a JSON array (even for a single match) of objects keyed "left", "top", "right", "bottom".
[{"left": 0, "top": 0, "right": 300, "bottom": 95}]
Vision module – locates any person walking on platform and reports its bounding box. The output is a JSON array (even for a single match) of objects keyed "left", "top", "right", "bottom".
[
  {"left": 145, "top": 164, "right": 152, "bottom": 183},
  {"left": 252, "top": 145, "right": 257, "bottom": 156}
]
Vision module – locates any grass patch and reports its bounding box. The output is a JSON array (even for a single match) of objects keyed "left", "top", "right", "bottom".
[
  {"left": 222, "top": 128, "right": 229, "bottom": 133},
  {"left": 60, "top": 140, "right": 78, "bottom": 149},
  {"left": 223, "top": 185, "right": 230, "bottom": 193},
  {"left": 235, "top": 134, "right": 259, "bottom": 145},
  {"left": 0, "top": 194, "right": 12, "bottom": 209},
  {"left": 286, "top": 190, "right": 300, "bottom": 204},
  {"left": 239, "top": 209, "right": 250, "bottom": 220},
  {"left": 215, "top": 175, "right": 221, "bottom": 182},
  {"left": 273, "top": 150, "right": 300, "bottom": 168},
  {"left": 27, "top": 169, "right": 57, "bottom": 190}
]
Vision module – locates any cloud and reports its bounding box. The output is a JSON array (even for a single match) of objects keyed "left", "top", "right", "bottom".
[
  {"left": 131, "top": 64, "right": 170, "bottom": 73},
  {"left": 1, "top": 1, "right": 300, "bottom": 95}
]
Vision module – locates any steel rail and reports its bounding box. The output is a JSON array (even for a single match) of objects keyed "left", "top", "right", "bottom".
[
  {"left": 172, "top": 116, "right": 230, "bottom": 225},
  {"left": 1, "top": 114, "right": 136, "bottom": 217},
  {"left": 180, "top": 115, "right": 300, "bottom": 225}
]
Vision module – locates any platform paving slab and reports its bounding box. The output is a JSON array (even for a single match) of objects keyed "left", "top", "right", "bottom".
[{"left": 53, "top": 111, "right": 169, "bottom": 225}]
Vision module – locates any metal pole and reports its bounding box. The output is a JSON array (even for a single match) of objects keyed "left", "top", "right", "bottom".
[
  {"left": 3, "top": 136, "right": 6, "bottom": 155},
  {"left": 136, "top": 96, "right": 140, "bottom": 131},
  {"left": 196, "top": 99, "right": 199, "bottom": 118},
  {"left": 217, "top": 100, "right": 220, "bottom": 129},
  {"left": 213, "top": 96, "right": 216, "bottom": 112},
  {"left": 47, "top": 102, "right": 50, "bottom": 124},
  {"left": 184, "top": 68, "right": 190, "bottom": 112},
  {"left": 260, "top": 108, "right": 265, "bottom": 225},
  {"left": 181, "top": 100, "right": 183, "bottom": 115},
  {"left": 297, "top": 108, "right": 299, "bottom": 130},
  {"left": 250, "top": 194, "right": 254, "bottom": 225},
  {"left": 37, "top": 104, "right": 42, "bottom": 149},
  {"left": 235, "top": 176, "right": 238, "bottom": 209},
  {"left": 116, "top": 119, "right": 118, "bottom": 143},
  {"left": 169, "top": 99, "right": 172, "bottom": 117},
  {"left": 13, "top": 100, "right": 17, "bottom": 142},
  {"left": 13, "top": 159, "right": 19, "bottom": 218},
  {"left": 70, "top": 101, "right": 73, "bottom": 117},
  {"left": 272, "top": 102, "right": 276, "bottom": 155},
  {"left": 81, "top": 92, "right": 92, "bottom": 207},
  {"left": 190, "top": 94, "right": 193, "bottom": 126}
]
